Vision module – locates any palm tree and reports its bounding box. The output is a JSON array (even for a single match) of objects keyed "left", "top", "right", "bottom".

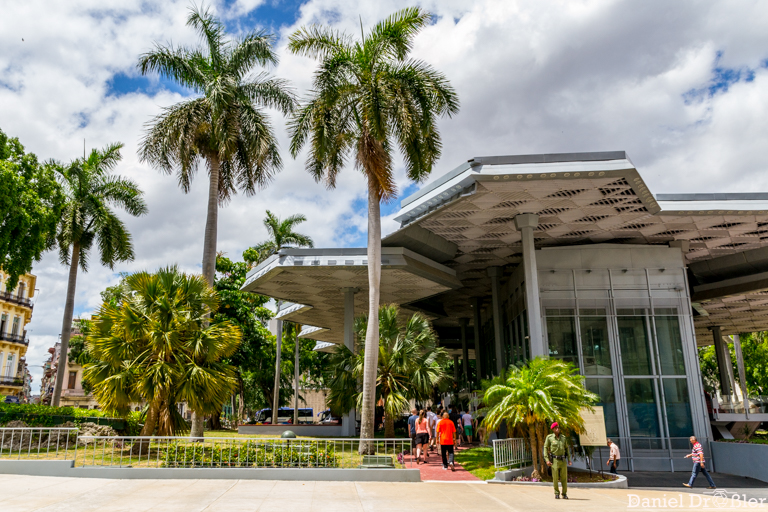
[
  {"left": 326, "top": 304, "right": 449, "bottom": 438},
  {"left": 50, "top": 143, "right": 147, "bottom": 407},
  {"left": 244, "top": 210, "right": 313, "bottom": 425},
  {"left": 288, "top": 7, "right": 459, "bottom": 445},
  {"left": 138, "top": 6, "right": 295, "bottom": 437},
  {"left": 482, "top": 358, "right": 597, "bottom": 479},
  {"left": 83, "top": 266, "right": 242, "bottom": 440}
]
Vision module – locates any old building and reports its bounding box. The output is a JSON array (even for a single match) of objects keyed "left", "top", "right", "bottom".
[{"left": 0, "top": 270, "right": 35, "bottom": 400}]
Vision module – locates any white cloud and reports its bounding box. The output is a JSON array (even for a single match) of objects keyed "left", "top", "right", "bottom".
[{"left": 3, "top": 0, "right": 768, "bottom": 387}]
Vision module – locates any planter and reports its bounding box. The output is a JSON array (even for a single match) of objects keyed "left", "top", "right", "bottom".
[
  {"left": 490, "top": 466, "right": 628, "bottom": 488},
  {"left": 711, "top": 441, "right": 768, "bottom": 483}
]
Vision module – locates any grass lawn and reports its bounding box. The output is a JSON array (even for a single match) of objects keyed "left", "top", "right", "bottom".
[{"left": 454, "top": 446, "right": 498, "bottom": 480}]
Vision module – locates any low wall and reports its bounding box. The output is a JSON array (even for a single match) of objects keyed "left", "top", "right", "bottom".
[
  {"left": 490, "top": 466, "right": 628, "bottom": 489},
  {"left": 711, "top": 441, "right": 768, "bottom": 483},
  {"left": 237, "top": 424, "right": 343, "bottom": 437},
  {"left": 0, "top": 460, "right": 420, "bottom": 482}
]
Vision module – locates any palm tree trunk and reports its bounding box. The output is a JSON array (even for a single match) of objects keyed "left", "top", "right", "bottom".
[
  {"left": 359, "top": 178, "right": 382, "bottom": 453},
  {"left": 132, "top": 399, "right": 160, "bottom": 455},
  {"left": 191, "top": 155, "right": 221, "bottom": 439},
  {"left": 384, "top": 412, "right": 395, "bottom": 438},
  {"left": 537, "top": 422, "right": 549, "bottom": 477},
  {"left": 51, "top": 242, "right": 80, "bottom": 407},
  {"left": 238, "top": 374, "right": 245, "bottom": 423},
  {"left": 528, "top": 422, "right": 541, "bottom": 480}
]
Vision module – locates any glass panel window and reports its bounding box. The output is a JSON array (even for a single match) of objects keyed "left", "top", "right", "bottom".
[
  {"left": 655, "top": 315, "right": 685, "bottom": 375},
  {"left": 625, "top": 378, "right": 661, "bottom": 438},
  {"left": 546, "top": 314, "right": 578, "bottom": 367},
  {"left": 580, "top": 315, "right": 612, "bottom": 375},
  {"left": 11, "top": 317, "right": 20, "bottom": 336},
  {"left": 663, "top": 379, "right": 693, "bottom": 438},
  {"left": 5, "top": 354, "right": 14, "bottom": 377},
  {"left": 618, "top": 316, "right": 653, "bottom": 375},
  {"left": 585, "top": 378, "right": 619, "bottom": 438}
]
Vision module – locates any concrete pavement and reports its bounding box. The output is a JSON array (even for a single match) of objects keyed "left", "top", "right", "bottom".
[{"left": 2, "top": 474, "right": 767, "bottom": 512}]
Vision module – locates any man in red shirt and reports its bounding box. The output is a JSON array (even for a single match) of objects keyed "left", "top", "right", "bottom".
[{"left": 436, "top": 411, "right": 457, "bottom": 471}]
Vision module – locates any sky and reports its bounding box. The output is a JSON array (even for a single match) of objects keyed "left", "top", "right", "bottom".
[{"left": 2, "top": 0, "right": 768, "bottom": 388}]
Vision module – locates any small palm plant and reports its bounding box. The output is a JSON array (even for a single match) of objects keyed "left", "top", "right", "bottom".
[
  {"left": 83, "top": 267, "right": 242, "bottom": 440},
  {"left": 243, "top": 210, "right": 314, "bottom": 266},
  {"left": 325, "top": 304, "right": 449, "bottom": 438},
  {"left": 482, "top": 357, "right": 597, "bottom": 479}
]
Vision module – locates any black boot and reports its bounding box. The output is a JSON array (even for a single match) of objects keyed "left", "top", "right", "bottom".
[
  {"left": 555, "top": 495, "right": 560, "bottom": 500},
  {"left": 563, "top": 494, "right": 569, "bottom": 500}
]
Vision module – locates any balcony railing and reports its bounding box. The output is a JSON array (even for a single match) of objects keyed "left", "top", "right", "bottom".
[
  {"left": 0, "top": 333, "right": 29, "bottom": 346},
  {"left": 0, "top": 291, "right": 33, "bottom": 309},
  {"left": 0, "top": 377, "right": 23, "bottom": 387}
]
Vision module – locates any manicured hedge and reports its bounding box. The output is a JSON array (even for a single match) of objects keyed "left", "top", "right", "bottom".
[{"left": 0, "top": 403, "right": 126, "bottom": 431}]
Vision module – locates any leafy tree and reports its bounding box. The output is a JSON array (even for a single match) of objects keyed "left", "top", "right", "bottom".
[
  {"left": 699, "top": 332, "right": 768, "bottom": 396},
  {"left": 325, "top": 304, "right": 449, "bottom": 438},
  {"left": 481, "top": 358, "right": 597, "bottom": 479},
  {"left": 83, "top": 267, "right": 242, "bottom": 439},
  {"left": 51, "top": 143, "right": 147, "bottom": 407},
  {"left": 288, "top": 7, "right": 459, "bottom": 444},
  {"left": 0, "top": 129, "right": 62, "bottom": 290}
]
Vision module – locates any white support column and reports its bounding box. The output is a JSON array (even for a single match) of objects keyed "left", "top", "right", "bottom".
[
  {"left": 514, "top": 213, "right": 545, "bottom": 358},
  {"left": 271, "top": 301, "right": 283, "bottom": 426},
  {"left": 341, "top": 287, "right": 357, "bottom": 436},
  {"left": 487, "top": 266, "right": 505, "bottom": 375},
  {"left": 459, "top": 318, "right": 469, "bottom": 382},
  {"left": 732, "top": 334, "right": 749, "bottom": 418},
  {"left": 472, "top": 298, "right": 483, "bottom": 379}
]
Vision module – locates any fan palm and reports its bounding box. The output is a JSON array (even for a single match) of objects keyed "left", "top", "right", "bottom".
[
  {"left": 51, "top": 143, "right": 147, "bottom": 406},
  {"left": 288, "top": 7, "right": 459, "bottom": 443},
  {"left": 83, "top": 266, "right": 242, "bottom": 439},
  {"left": 482, "top": 357, "right": 597, "bottom": 479},
  {"left": 326, "top": 304, "right": 449, "bottom": 438},
  {"left": 243, "top": 210, "right": 313, "bottom": 425},
  {"left": 138, "top": 6, "right": 295, "bottom": 437}
]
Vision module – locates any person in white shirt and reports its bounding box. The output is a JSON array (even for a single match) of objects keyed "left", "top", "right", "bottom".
[
  {"left": 606, "top": 438, "right": 620, "bottom": 474},
  {"left": 426, "top": 406, "right": 439, "bottom": 451},
  {"left": 461, "top": 411, "right": 474, "bottom": 444}
]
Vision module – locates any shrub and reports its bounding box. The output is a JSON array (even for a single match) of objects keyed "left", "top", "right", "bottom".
[
  {"left": 0, "top": 403, "right": 126, "bottom": 431},
  {"left": 159, "top": 441, "right": 338, "bottom": 468}
]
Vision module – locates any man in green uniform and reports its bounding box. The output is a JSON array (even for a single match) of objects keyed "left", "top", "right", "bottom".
[{"left": 544, "top": 422, "right": 571, "bottom": 499}]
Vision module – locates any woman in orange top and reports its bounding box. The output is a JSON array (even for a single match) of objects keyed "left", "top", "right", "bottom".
[
  {"left": 414, "top": 410, "right": 431, "bottom": 464},
  {"left": 436, "top": 412, "right": 456, "bottom": 471}
]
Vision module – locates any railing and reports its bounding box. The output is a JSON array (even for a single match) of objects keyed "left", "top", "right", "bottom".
[
  {"left": 0, "top": 427, "right": 78, "bottom": 460},
  {"left": 585, "top": 436, "right": 712, "bottom": 473},
  {"left": 492, "top": 438, "right": 531, "bottom": 469},
  {"left": 75, "top": 436, "right": 412, "bottom": 469},
  {"left": 0, "top": 377, "right": 23, "bottom": 386},
  {"left": 0, "top": 333, "right": 29, "bottom": 346},
  {"left": 0, "top": 291, "right": 33, "bottom": 309}
]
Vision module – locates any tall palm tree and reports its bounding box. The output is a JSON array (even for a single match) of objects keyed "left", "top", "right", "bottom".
[
  {"left": 244, "top": 210, "right": 313, "bottom": 424},
  {"left": 326, "top": 304, "right": 449, "bottom": 438},
  {"left": 138, "top": 6, "right": 295, "bottom": 436},
  {"left": 83, "top": 266, "right": 242, "bottom": 439},
  {"left": 482, "top": 358, "right": 597, "bottom": 479},
  {"left": 288, "top": 7, "right": 459, "bottom": 444},
  {"left": 51, "top": 143, "right": 147, "bottom": 407}
]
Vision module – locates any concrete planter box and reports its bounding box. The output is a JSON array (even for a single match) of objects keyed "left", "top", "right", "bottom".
[
  {"left": 0, "top": 460, "right": 420, "bottom": 482},
  {"left": 712, "top": 441, "right": 768, "bottom": 483},
  {"left": 490, "top": 466, "right": 627, "bottom": 489},
  {"left": 237, "top": 424, "right": 343, "bottom": 437}
]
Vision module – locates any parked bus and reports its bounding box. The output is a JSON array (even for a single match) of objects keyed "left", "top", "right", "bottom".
[{"left": 252, "top": 407, "right": 313, "bottom": 424}]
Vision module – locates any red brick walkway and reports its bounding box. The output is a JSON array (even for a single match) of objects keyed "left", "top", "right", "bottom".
[{"left": 408, "top": 444, "right": 481, "bottom": 482}]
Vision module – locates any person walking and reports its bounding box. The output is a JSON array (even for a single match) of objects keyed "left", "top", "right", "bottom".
[
  {"left": 436, "top": 412, "right": 456, "bottom": 471},
  {"left": 683, "top": 436, "right": 716, "bottom": 489},
  {"left": 544, "top": 422, "right": 571, "bottom": 500},
  {"left": 449, "top": 406, "right": 461, "bottom": 446},
  {"left": 461, "top": 410, "right": 474, "bottom": 444},
  {"left": 414, "top": 410, "right": 431, "bottom": 464},
  {"left": 606, "top": 438, "right": 620, "bottom": 474},
  {"left": 408, "top": 408, "right": 418, "bottom": 458},
  {"left": 427, "top": 406, "right": 439, "bottom": 451}
]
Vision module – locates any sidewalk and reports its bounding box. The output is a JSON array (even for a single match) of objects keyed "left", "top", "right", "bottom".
[{"left": 410, "top": 443, "right": 481, "bottom": 482}]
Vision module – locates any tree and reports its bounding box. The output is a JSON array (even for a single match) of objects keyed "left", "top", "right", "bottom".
[
  {"left": 699, "top": 332, "right": 768, "bottom": 396},
  {"left": 482, "top": 358, "right": 597, "bottom": 479},
  {"left": 83, "top": 267, "right": 242, "bottom": 439},
  {"left": 139, "top": 7, "right": 295, "bottom": 436},
  {"left": 244, "top": 210, "right": 313, "bottom": 425},
  {"left": 51, "top": 143, "right": 147, "bottom": 407},
  {"left": 288, "top": 7, "right": 459, "bottom": 445},
  {"left": 325, "top": 304, "right": 449, "bottom": 438},
  {"left": 0, "top": 129, "right": 62, "bottom": 290}
]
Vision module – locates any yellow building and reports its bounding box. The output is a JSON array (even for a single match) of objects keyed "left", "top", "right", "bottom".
[{"left": 0, "top": 271, "right": 35, "bottom": 398}]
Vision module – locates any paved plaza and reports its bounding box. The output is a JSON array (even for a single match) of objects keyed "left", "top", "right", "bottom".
[{"left": 1, "top": 474, "right": 767, "bottom": 512}]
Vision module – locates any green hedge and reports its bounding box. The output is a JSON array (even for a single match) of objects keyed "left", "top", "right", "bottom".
[
  {"left": 159, "top": 442, "right": 338, "bottom": 468},
  {"left": 0, "top": 403, "right": 126, "bottom": 431}
]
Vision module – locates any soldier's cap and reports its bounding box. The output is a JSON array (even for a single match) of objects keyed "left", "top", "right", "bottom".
[{"left": 550, "top": 422, "right": 558, "bottom": 429}]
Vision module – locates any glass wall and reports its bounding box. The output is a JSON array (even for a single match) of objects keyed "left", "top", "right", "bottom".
[
  {"left": 586, "top": 378, "right": 619, "bottom": 438},
  {"left": 617, "top": 312, "right": 653, "bottom": 375},
  {"left": 545, "top": 309, "right": 578, "bottom": 366},
  {"left": 654, "top": 312, "right": 685, "bottom": 376},
  {"left": 624, "top": 378, "right": 661, "bottom": 439},
  {"left": 580, "top": 310, "right": 611, "bottom": 375}
]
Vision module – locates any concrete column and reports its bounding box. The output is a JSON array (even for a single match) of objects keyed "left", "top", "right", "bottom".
[
  {"left": 487, "top": 266, "right": 505, "bottom": 375},
  {"left": 459, "top": 318, "right": 469, "bottom": 381},
  {"left": 732, "top": 334, "right": 750, "bottom": 417},
  {"left": 472, "top": 298, "right": 483, "bottom": 380},
  {"left": 271, "top": 301, "right": 283, "bottom": 426},
  {"left": 514, "top": 214, "right": 545, "bottom": 358},
  {"left": 341, "top": 287, "right": 357, "bottom": 436},
  {"left": 711, "top": 327, "right": 731, "bottom": 399}
]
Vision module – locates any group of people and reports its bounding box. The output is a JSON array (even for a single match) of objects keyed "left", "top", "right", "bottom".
[{"left": 407, "top": 405, "right": 480, "bottom": 471}]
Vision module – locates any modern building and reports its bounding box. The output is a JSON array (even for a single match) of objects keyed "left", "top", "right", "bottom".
[
  {"left": 242, "top": 151, "right": 768, "bottom": 470},
  {"left": 0, "top": 270, "right": 35, "bottom": 399}
]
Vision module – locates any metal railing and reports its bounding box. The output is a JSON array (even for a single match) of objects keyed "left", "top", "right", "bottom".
[
  {"left": 585, "top": 436, "right": 712, "bottom": 473},
  {"left": 0, "top": 427, "right": 78, "bottom": 460},
  {"left": 0, "top": 377, "right": 23, "bottom": 386},
  {"left": 492, "top": 438, "right": 531, "bottom": 469},
  {"left": 0, "top": 291, "right": 33, "bottom": 308},
  {"left": 0, "top": 333, "right": 29, "bottom": 346},
  {"left": 75, "top": 436, "right": 413, "bottom": 469}
]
